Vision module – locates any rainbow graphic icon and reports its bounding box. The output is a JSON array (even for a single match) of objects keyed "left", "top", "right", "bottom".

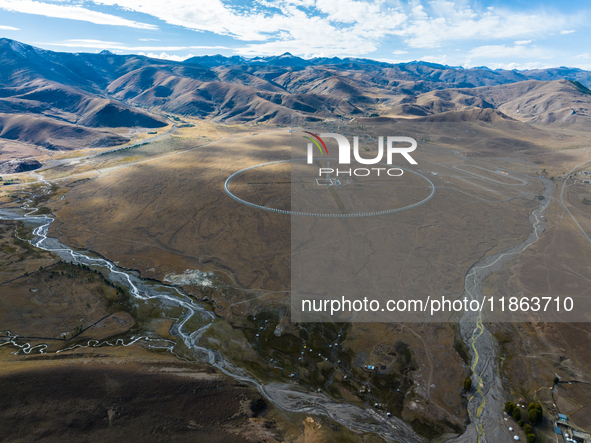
[{"left": 303, "top": 131, "right": 328, "bottom": 155}]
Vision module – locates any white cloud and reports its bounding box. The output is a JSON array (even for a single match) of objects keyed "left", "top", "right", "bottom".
[
  {"left": 139, "top": 38, "right": 159, "bottom": 41},
  {"left": 90, "top": 0, "right": 408, "bottom": 56},
  {"left": 4, "top": 0, "right": 585, "bottom": 58},
  {"left": 411, "top": 5, "right": 428, "bottom": 19},
  {"left": 475, "top": 61, "right": 555, "bottom": 70},
  {"left": 0, "top": 25, "right": 19, "bottom": 30},
  {"left": 419, "top": 54, "right": 449, "bottom": 65},
  {"left": 468, "top": 44, "right": 552, "bottom": 60},
  {"left": 375, "top": 57, "right": 409, "bottom": 64},
  {"left": 314, "top": 0, "right": 384, "bottom": 24},
  {"left": 0, "top": 0, "right": 156, "bottom": 29},
  {"left": 93, "top": 0, "right": 307, "bottom": 41},
  {"left": 392, "top": 50, "right": 407, "bottom": 55},
  {"left": 138, "top": 51, "right": 194, "bottom": 61},
  {"left": 83, "top": 0, "right": 583, "bottom": 56},
  {"left": 561, "top": 29, "right": 576, "bottom": 34},
  {"left": 514, "top": 40, "right": 531, "bottom": 45},
  {"left": 39, "top": 39, "right": 230, "bottom": 51},
  {"left": 396, "top": 2, "right": 579, "bottom": 49}
]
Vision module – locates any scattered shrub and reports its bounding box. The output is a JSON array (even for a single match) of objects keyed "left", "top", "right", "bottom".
[
  {"left": 512, "top": 408, "right": 521, "bottom": 421},
  {"left": 505, "top": 402, "right": 516, "bottom": 414},
  {"left": 464, "top": 377, "right": 472, "bottom": 391}
]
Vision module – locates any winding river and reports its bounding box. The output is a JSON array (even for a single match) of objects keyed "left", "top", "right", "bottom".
[
  {"left": 0, "top": 179, "right": 424, "bottom": 443},
  {"left": 453, "top": 177, "right": 553, "bottom": 443}
]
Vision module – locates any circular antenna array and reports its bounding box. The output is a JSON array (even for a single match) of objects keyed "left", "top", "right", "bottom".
[{"left": 225, "top": 159, "right": 436, "bottom": 217}]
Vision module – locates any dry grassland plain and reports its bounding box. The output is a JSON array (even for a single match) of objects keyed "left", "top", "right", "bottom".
[
  {"left": 2, "top": 116, "right": 591, "bottom": 440},
  {"left": 0, "top": 346, "right": 315, "bottom": 443}
]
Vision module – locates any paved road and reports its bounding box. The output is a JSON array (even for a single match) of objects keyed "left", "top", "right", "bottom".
[
  {"left": 35, "top": 123, "right": 178, "bottom": 173},
  {"left": 6, "top": 129, "right": 284, "bottom": 188}
]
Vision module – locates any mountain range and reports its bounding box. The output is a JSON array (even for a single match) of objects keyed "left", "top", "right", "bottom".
[{"left": 1, "top": 37, "right": 591, "bottom": 164}]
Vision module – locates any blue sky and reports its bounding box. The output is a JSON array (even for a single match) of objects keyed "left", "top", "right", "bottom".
[{"left": 0, "top": 0, "right": 589, "bottom": 69}]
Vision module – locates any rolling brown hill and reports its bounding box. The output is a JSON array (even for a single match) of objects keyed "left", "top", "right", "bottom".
[
  {"left": 106, "top": 64, "right": 363, "bottom": 123},
  {"left": 0, "top": 80, "right": 168, "bottom": 128},
  {"left": 0, "top": 39, "right": 168, "bottom": 152},
  {"left": 460, "top": 79, "right": 591, "bottom": 126},
  {"left": 384, "top": 79, "right": 591, "bottom": 128},
  {"left": 0, "top": 113, "right": 128, "bottom": 151},
  {"left": 2, "top": 38, "right": 591, "bottom": 161}
]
